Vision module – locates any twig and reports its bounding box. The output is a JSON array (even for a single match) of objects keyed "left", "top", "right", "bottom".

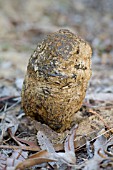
[
  {"left": 0, "top": 100, "right": 20, "bottom": 115},
  {"left": 0, "top": 96, "right": 20, "bottom": 102},
  {"left": 75, "top": 127, "right": 113, "bottom": 151}
]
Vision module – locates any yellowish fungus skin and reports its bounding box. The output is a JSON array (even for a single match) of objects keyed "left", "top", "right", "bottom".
[{"left": 21, "top": 29, "right": 92, "bottom": 132}]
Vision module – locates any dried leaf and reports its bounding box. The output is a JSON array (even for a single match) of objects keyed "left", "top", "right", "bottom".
[
  {"left": 29, "top": 150, "right": 49, "bottom": 159},
  {"left": 36, "top": 130, "right": 76, "bottom": 166},
  {"left": 37, "top": 131, "right": 60, "bottom": 168},
  {"left": 34, "top": 120, "right": 67, "bottom": 144},
  {"left": 104, "top": 136, "right": 113, "bottom": 157},
  {"left": 37, "top": 131, "right": 55, "bottom": 153},
  {"left": 83, "top": 135, "right": 111, "bottom": 170},
  {"left": 0, "top": 149, "right": 28, "bottom": 170},
  {"left": 0, "top": 114, "right": 19, "bottom": 143},
  {"left": 0, "top": 153, "right": 7, "bottom": 170},
  {"left": 64, "top": 125, "right": 78, "bottom": 153},
  {"left": 14, "top": 136, "right": 37, "bottom": 147},
  {"left": 15, "top": 157, "right": 57, "bottom": 170},
  {"left": 94, "top": 135, "right": 107, "bottom": 154},
  {"left": 55, "top": 151, "right": 76, "bottom": 165}
]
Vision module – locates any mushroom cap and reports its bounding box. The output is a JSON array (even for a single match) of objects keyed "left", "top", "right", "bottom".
[{"left": 21, "top": 29, "right": 92, "bottom": 132}]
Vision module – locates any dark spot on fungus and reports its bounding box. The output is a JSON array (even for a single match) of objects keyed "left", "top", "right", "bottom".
[
  {"left": 76, "top": 47, "right": 80, "bottom": 54},
  {"left": 72, "top": 74, "right": 77, "bottom": 79},
  {"left": 74, "top": 64, "right": 80, "bottom": 69}
]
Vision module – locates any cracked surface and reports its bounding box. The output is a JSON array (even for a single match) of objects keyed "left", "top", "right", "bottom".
[{"left": 21, "top": 29, "right": 92, "bottom": 132}]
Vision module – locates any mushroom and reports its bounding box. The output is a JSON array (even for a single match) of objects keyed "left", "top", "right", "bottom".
[{"left": 21, "top": 29, "right": 92, "bottom": 132}]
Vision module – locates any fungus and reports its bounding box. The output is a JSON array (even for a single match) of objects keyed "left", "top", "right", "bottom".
[{"left": 21, "top": 29, "right": 92, "bottom": 132}]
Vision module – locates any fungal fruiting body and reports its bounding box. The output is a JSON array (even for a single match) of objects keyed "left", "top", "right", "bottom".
[{"left": 21, "top": 29, "right": 92, "bottom": 132}]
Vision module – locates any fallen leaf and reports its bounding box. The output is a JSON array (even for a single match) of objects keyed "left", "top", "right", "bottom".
[
  {"left": 83, "top": 135, "right": 113, "bottom": 170},
  {"left": 37, "top": 131, "right": 55, "bottom": 153},
  {"left": 15, "top": 157, "right": 57, "bottom": 170}
]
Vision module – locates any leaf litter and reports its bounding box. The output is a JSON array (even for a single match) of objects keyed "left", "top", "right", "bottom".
[{"left": 0, "top": 0, "right": 113, "bottom": 169}]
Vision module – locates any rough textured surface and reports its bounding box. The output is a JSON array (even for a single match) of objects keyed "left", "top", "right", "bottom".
[{"left": 21, "top": 29, "right": 92, "bottom": 132}]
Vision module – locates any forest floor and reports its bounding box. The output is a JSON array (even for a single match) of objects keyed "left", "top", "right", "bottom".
[{"left": 0, "top": 0, "right": 113, "bottom": 169}]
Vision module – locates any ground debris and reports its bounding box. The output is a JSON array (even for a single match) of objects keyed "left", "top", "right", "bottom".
[{"left": 0, "top": 0, "right": 113, "bottom": 169}]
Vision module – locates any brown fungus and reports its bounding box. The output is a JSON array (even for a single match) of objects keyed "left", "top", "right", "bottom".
[{"left": 21, "top": 29, "right": 92, "bottom": 132}]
